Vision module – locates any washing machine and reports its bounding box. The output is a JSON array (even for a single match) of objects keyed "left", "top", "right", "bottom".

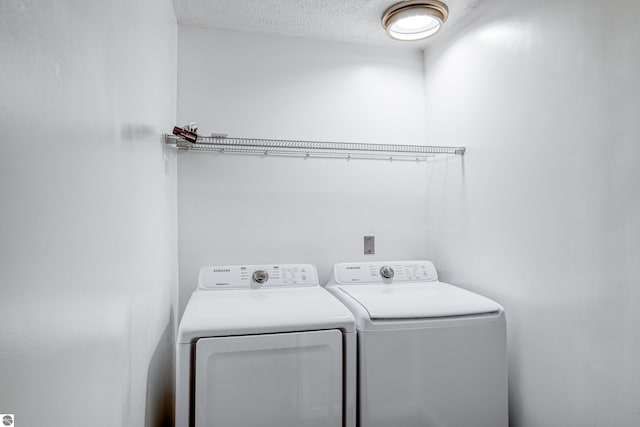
[
  {"left": 176, "top": 264, "right": 356, "bottom": 427},
  {"left": 325, "top": 260, "right": 508, "bottom": 427}
]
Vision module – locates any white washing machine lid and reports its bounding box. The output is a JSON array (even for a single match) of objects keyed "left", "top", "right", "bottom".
[{"left": 337, "top": 282, "right": 501, "bottom": 319}]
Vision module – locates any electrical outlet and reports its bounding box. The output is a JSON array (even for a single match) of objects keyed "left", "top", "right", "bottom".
[{"left": 364, "top": 236, "right": 375, "bottom": 255}]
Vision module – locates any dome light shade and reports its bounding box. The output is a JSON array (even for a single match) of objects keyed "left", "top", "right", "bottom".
[{"left": 382, "top": 1, "right": 449, "bottom": 41}]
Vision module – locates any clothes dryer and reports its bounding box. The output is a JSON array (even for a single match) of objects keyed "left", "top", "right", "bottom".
[
  {"left": 177, "top": 264, "right": 356, "bottom": 427},
  {"left": 326, "top": 260, "right": 507, "bottom": 427}
]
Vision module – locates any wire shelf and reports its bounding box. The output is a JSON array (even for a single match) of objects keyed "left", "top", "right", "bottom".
[{"left": 164, "top": 134, "right": 465, "bottom": 161}]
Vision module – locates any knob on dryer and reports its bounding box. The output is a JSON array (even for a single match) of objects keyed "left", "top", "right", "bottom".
[
  {"left": 252, "top": 270, "right": 269, "bottom": 284},
  {"left": 380, "top": 266, "right": 395, "bottom": 279}
]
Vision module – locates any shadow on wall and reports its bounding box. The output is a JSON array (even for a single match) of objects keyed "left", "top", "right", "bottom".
[
  {"left": 145, "top": 311, "right": 175, "bottom": 427},
  {"left": 120, "top": 123, "right": 158, "bottom": 142}
]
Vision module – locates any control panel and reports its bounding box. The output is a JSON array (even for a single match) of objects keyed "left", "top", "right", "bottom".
[
  {"left": 334, "top": 261, "right": 438, "bottom": 284},
  {"left": 198, "top": 264, "right": 318, "bottom": 289}
]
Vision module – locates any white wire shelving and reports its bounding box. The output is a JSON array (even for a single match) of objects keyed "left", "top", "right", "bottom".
[{"left": 164, "top": 134, "right": 465, "bottom": 162}]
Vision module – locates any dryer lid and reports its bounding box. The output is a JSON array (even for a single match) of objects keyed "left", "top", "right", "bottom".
[
  {"left": 337, "top": 282, "right": 501, "bottom": 319},
  {"left": 178, "top": 286, "right": 356, "bottom": 343}
]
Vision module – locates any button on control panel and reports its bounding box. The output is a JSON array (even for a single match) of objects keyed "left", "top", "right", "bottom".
[
  {"left": 199, "top": 264, "right": 317, "bottom": 289},
  {"left": 335, "top": 261, "right": 438, "bottom": 284}
]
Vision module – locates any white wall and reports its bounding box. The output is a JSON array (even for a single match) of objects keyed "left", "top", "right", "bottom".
[
  {"left": 422, "top": 0, "right": 640, "bottom": 425},
  {"left": 176, "top": 27, "right": 440, "bottom": 316},
  {"left": 0, "top": 1, "right": 177, "bottom": 426}
]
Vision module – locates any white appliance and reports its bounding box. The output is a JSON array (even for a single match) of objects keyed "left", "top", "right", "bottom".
[
  {"left": 325, "top": 260, "right": 508, "bottom": 427},
  {"left": 176, "top": 264, "right": 356, "bottom": 427}
]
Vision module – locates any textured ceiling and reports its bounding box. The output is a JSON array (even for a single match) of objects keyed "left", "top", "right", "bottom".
[{"left": 173, "top": 0, "right": 481, "bottom": 49}]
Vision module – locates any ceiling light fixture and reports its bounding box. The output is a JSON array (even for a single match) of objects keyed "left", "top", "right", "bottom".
[{"left": 382, "top": 0, "right": 449, "bottom": 41}]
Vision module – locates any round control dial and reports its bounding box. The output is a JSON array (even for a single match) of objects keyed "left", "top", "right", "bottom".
[
  {"left": 380, "top": 266, "right": 395, "bottom": 279},
  {"left": 252, "top": 270, "right": 269, "bottom": 284}
]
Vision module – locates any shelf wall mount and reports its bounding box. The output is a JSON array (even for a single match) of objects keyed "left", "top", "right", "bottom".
[{"left": 164, "top": 134, "right": 465, "bottom": 161}]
